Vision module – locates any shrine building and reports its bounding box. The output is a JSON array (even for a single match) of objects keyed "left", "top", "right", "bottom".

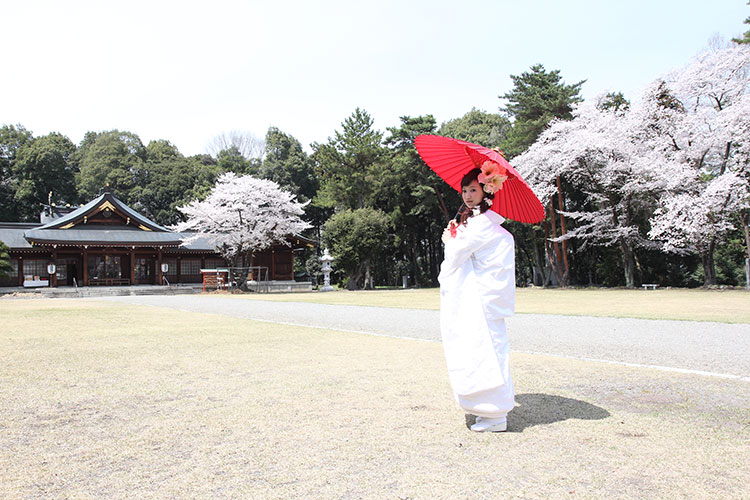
[{"left": 0, "top": 189, "right": 314, "bottom": 288}]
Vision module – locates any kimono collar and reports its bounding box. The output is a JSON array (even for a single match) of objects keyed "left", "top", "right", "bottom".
[{"left": 484, "top": 210, "right": 506, "bottom": 225}]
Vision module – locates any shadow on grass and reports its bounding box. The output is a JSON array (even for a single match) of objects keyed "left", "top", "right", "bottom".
[{"left": 465, "top": 393, "right": 610, "bottom": 432}]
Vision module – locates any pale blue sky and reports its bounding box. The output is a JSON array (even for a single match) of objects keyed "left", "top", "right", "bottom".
[{"left": 2, "top": 0, "right": 748, "bottom": 156}]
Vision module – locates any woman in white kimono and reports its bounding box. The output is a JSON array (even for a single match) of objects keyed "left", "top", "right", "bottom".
[{"left": 438, "top": 166, "right": 515, "bottom": 432}]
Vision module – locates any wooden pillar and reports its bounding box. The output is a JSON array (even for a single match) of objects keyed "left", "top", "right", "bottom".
[
  {"left": 290, "top": 251, "right": 295, "bottom": 281},
  {"left": 17, "top": 257, "right": 23, "bottom": 286},
  {"left": 176, "top": 257, "right": 181, "bottom": 284},
  {"left": 130, "top": 248, "right": 136, "bottom": 285},
  {"left": 51, "top": 249, "right": 58, "bottom": 288},
  {"left": 249, "top": 253, "right": 253, "bottom": 280},
  {"left": 157, "top": 248, "right": 163, "bottom": 285},
  {"left": 82, "top": 247, "right": 89, "bottom": 286},
  {"left": 271, "top": 249, "right": 276, "bottom": 280}
]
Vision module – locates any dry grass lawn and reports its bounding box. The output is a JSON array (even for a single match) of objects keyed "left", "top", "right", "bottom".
[
  {"left": 218, "top": 287, "right": 750, "bottom": 324},
  {"left": 1, "top": 299, "right": 748, "bottom": 499}
]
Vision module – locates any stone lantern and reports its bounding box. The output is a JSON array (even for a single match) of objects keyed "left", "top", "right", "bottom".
[{"left": 319, "top": 248, "right": 334, "bottom": 292}]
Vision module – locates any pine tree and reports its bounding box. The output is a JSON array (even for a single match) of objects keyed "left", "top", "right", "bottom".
[
  {"left": 732, "top": 2, "right": 750, "bottom": 45},
  {"left": 499, "top": 64, "right": 585, "bottom": 158},
  {"left": 311, "top": 108, "right": 384, "bottom": 210}
]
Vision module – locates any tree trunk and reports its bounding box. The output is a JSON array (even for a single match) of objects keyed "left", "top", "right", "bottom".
[
  {"left": 226, "top": 253, "right": 247, "bottom": 292},
  {"left": 556, "top": 176, "right": 570, "bottom": 283},
  {"left": 410, "top": 233, "right": 420, "bottom": 288},
  {"left": 518, "top": 243, "right": 535, "bottom": 287},
  {"left": 620, "top": 240, "right": 635, "bottom": 288},
  {"left": 743, "top": 212, "right": 750, "bottom": 289},
  {"left": 346, "top": 268, "right": 362, "bottom": 290},
  {"left": 363, "top": 260, "right": 372, "bottom": 290},
  {"left": 634, "top": 251, "right": 645, "bottom": 285},
  {"left": 546, "top": 201, "right": 566, "bottom": 287},
  {"left": 701, "top": 239, "right": 717, "bottom": 286},
  {"left": 431, "top": 231, "right": 441, "bottom": 284},
  {"left": 544, "top": 219, "right": 561, "bottom": 286},
  {"left": 720, "top": 141, "right": 731, "bottom": 175},
  {"left": 239, "top": 251, "right": 253, "bottom": 291},
  {"left": 530, "top": 233, "right": 545, "bottom": 286},
  {"left": 434, "top": 187, "right": 450, "bottom": 224}
]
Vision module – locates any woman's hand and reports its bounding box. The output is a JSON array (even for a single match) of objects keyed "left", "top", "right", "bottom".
[{"left": 441, "top": 220, "right": 458, "bottom": 243}]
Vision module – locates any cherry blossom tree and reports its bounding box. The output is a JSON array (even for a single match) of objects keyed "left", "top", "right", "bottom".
[
  {"left": 719, "top": 93, "right": 750, "bottom": 287},
  {"left": 515, "top": 44, "right": 750, "bottom": 288},
  {"left": 649, "top": 172, "right": 749, "bottom": 282},
  {"left": 173, "top": 172, "right": 311, "bottom": 288},
  {"left": 643, "top": 44, "right": 750, "bottom": 285},
  {"left": 514, "top": 98, "right": 669, "bottom": 288},
  {"left": 511, "top": 111, "right": 575, "bottom": 286}
]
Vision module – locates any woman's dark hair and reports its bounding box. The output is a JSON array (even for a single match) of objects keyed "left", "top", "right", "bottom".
[
  {"left": 460, "top": 167, "right": 482, "bottom": 188},
  {"left": 456, "top": 167, "right": 492, "bottom": 224}
]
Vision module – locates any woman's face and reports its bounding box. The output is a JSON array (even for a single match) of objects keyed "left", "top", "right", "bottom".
[{"left": 462, "top": 180, "right": 483, "bottom": 209}]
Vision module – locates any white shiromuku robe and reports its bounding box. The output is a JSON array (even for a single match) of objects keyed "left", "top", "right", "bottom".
[{"left": 438, "top": 209, "right": 516, "bottom": 418}]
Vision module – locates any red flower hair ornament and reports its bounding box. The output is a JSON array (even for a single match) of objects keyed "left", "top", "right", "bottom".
[{"left": 477, "top": 160, "right": 509, "bottom": 195}]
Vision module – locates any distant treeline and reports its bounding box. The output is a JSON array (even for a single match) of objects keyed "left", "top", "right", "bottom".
[{"left": 2, "top": 52, "right": 749, "bottom": 289}]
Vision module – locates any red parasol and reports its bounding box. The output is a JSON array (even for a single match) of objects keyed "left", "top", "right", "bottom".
[{"left": 414, "top": 134, "right": 545, "bottom": 224}]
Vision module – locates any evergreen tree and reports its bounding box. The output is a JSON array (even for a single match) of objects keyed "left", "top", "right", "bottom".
[
  {"left": 438, "top": 108, "right": 511, "bottom": 148},
  {"left": 76, "top": 130, "right": 147, "bottom": 204},
  {"left": 500, "top": 64, "right": 585, "bottom": 158},
  {"left": 0, "top": 241, "right": 11, "bottom": 279},
  {"left": 135, "top": 140, "right": 215, "bottom": 226},
  {"left": 13, "top": 132, "right": 78, "bottom": 221},
  {"left": 259, "top": 126, "right": 324, "bottom": 252},
  {"left": 321, "top": 208, "right": 392, "bottom": 290},
  {"left": 732, "top": 2, "right": 750, "bottom": 45},
  {"left": 382, "top": 115, "right": 447, "bottom": 286},
  {"left": 216, "top": 146, "right": 259, "bottom": 176},
  {"left": 260, "top": 127, "right": 318, "bottom": 203},
  {"left": 496, "top": 64, "right": 585, "bottom": 286},
  {"left": 597, "top": 92, "right": 630, "bottom": 114},
  {"left": 0, "top": 124, "right": 33, "bottom": 221},
  {"left": 184, "top": 154, "right": 222, "bottom": 203},
  {"left": 312, "top": 108, "right": 384, "bottom": 210}
]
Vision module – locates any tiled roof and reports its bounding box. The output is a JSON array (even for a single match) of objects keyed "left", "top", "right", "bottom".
[
  {"left": 39, "top": 193, "right": 169, "bottom": 232},
  {"left": 0, "top": 224, "right": 36, "bottom": 248},
  {"left": 24, "top": 227, "right": 182, "bottom": 246}
]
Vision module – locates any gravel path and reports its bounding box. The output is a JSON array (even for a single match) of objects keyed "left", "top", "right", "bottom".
[{"left": 94, "top": 295, "right": 750, "bottom": 380}]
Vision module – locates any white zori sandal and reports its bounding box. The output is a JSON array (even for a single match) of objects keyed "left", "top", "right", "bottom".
[{"left": 470, "top": 416, "right": 507, "bottom": 432}]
